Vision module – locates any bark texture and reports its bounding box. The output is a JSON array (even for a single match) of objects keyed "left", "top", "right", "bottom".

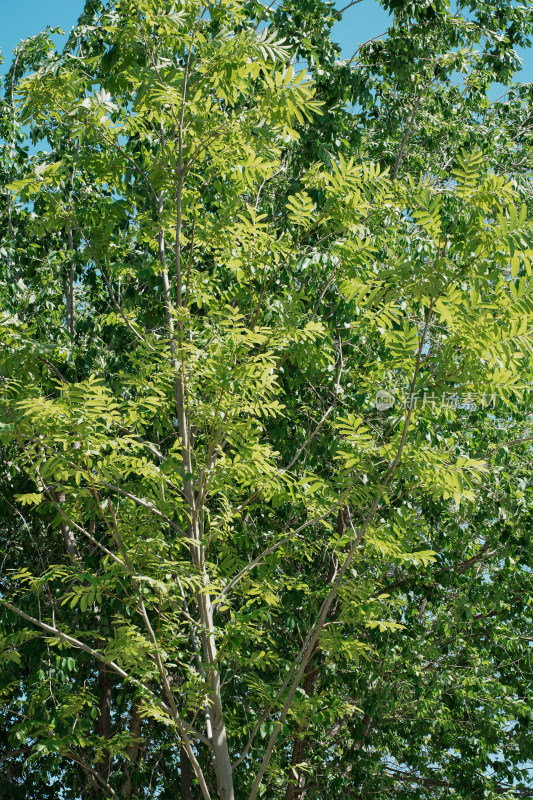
[{"left": 96, "top": 664, "right": 112, "bottom": 782}]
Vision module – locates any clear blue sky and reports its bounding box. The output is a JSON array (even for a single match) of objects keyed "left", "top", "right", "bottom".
[
  {"left": 1, "top": 0, "right": 533, "bottom": 84},
  {"left": 0, "top": 1, "right": 390, "bottom": 73}
]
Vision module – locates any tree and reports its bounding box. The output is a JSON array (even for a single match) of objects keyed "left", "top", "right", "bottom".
[{"left": 2, "top": 1, "right": 533, "bottom": 799}]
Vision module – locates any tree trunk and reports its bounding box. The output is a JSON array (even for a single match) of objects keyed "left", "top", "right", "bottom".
[
  {"left": 200, "top": 591, "right": 234, "bottom": 800},
  {"left": 96, "top": 664, "right": 112, "bottom": 782},
  {"left": 284, "top": 665, "right": 318, "bottom": 800},
  {"left": 66, "top": 226, "right": 75, "bottom": 336},
  {"left": 121, "top": 704, "right": 142, "bottom": 799},
  {"left": 180, "top": 745, "right": 193, "bottom": 800},
  {"left": 284, "top": 509, "right": 345, "bottom": 800}
]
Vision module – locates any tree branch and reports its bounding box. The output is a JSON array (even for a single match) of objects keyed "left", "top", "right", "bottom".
[{"left": 0, "top": 600, "right": 213, "bottom": 754}]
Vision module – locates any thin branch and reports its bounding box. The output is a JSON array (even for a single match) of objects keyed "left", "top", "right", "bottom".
[
  {"left": 283, "top": 404, "right": 335, "bottom": 473},
  {"left": 216, "top": 510, "right": 333, "bottom": 609},
  {"left": 247, "top": 303, "right": 435, "bottom": 800},
  {"left": 0, "top": 747, "right": 33, "bottom": 764},
  {"left": 66, "top": 750, "right": 121, "bottom": 800},
  {"left": 96, "top": 478, "right": 188, "bottom": 537},
  {"left": 137, "top": 596, "right": 213, "bottom": 800},
  {"left": 0, "top": 600, "right": 212, "bottom": 753},
  {"left": 335, "top": 0, "right": 365, "bottom": 17},
  {"left": 52, "top": 95, "right": 159, "bottom": 207},
  {"left": 392, "top": 92, "right": 423, "bottom": 180}
]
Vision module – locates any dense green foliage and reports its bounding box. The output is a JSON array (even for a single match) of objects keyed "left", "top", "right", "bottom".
[{"left": 2, "top": 1, "right": 533, "bottom": 798}]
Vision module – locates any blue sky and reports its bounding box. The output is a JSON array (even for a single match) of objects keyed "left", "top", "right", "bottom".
[
  {"left": 0, "top": 1, "right": 390, "bottom": 73},
  {"left": 1, "top": 0, "right": 532, "bottom": 83}
]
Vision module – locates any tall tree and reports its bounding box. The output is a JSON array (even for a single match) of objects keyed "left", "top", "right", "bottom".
[{"left": 2, "top": 1, "right": 533, "bottom": 799}]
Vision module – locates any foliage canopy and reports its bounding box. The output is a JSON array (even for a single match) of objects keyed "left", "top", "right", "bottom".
[{"left": 2, "top": 1, "right": 533, "bottom": 799}]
